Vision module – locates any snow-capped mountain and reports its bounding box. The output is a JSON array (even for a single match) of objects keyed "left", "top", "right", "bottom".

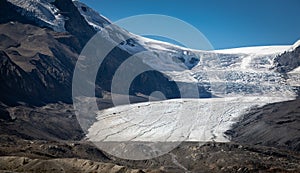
[
  {"left": 1, "top": 0, "right": 300, "bottom": 162},
  {"left": 71, "top": 0, "right": 300, "bottom": 99},
  {"left": 2, "top": 0, "right": 299, "bottom": 104},
  {"left": 2, "top": 0, "right": 300, "bottom": 129},
  {"left": 6, "top": 0, "right": 66, "bottom": 32},
  {"left": 5, "top": 0, "right": 300, "bottom": 98},
  {"left": 69, "top": 0, "right": 300, "bottom": 146},
  {"left": 4, "top": 0, "right": 299, "bottom": 105}
]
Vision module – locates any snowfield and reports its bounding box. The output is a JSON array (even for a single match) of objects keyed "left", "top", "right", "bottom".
[{"left": 212, "top": 45, "right": 290, "bottom": 55}]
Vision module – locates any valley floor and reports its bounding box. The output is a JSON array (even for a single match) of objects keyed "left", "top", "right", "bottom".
[{"left": 0, "top": 136, "right": 300, "bottom": 173}]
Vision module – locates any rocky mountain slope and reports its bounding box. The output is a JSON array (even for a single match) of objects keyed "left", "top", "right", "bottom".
[
  {"left": 0, "top": 0, "right": 300, "bottom": 172},
  {"left": 0, "top": 0, "right": 189, "bottom": 106},
  {"left": 227, "top": 99, "right": 300, "bottom": 152},
  {"left": 0, "top": 22, "right": 78, "bottom": 106},
  {"left": 274, "top": 40, "right": 300, "bottom": 73}
]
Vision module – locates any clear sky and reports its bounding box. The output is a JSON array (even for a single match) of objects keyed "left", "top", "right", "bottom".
[{"left": 80, "top": 0, "right": 300, "bottom": 49}]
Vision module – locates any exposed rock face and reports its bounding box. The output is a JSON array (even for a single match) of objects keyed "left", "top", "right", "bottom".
[
  {"left": 0, "top": 0, "right": 94, "bottom": 106},
  {"left": 0, "top": 0, "right": 39, "bottom": 27},
  {"left": 0, "top": 105, "right": 10, "bottom": 121},
  {"left": 227, "top": 99, "right": 300, "bottom": 152},
  {"left": 53, "top": 0, "right": 96, "bottom": 47},
  {"left": 274, "top": 44, "right": 300, "bottom": 73},
  {"left": 0, "top": 22, "right": 78, "bottom": 106}
]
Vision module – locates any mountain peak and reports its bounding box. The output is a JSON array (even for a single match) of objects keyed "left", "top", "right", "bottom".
[{"left": 72, "top": 0, "right": 111, "bottom": 31}]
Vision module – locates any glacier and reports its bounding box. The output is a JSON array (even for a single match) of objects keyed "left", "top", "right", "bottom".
[
  {"left": 11, "top": 0, "right": 300, "bottom": 144},
  {"left": 88, "top": 97, "right": 292, "bottom": 142},
  {"left": 74, "top": 1, "right": 300, "bottom": 144}
]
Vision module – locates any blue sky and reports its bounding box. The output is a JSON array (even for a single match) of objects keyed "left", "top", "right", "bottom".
[{"left": 80, "top": 0, "right": 300, "bottom": 49}]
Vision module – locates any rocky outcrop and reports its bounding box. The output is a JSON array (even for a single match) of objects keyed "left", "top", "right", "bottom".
[
  {"left": 53, "top": 0, "right": 96, "bottom": 47},
  {"left": 274, "top": 43, "right": 300, "bottom": 73}
]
